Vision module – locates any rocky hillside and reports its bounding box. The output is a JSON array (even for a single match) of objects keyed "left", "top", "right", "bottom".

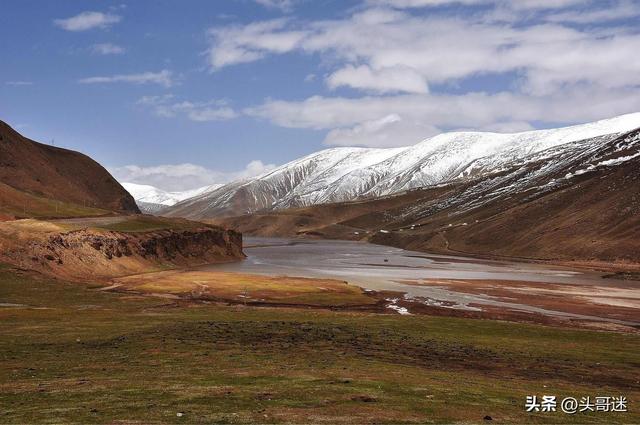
[
  {"left": 0, "top": 218, "right": 244, "bottom": 281},
  {"left": 212, "top": 128, "right": 640, "bottom": 265},
  {"left": 0, "top": 120, "right": 139, "bottom": 216}
]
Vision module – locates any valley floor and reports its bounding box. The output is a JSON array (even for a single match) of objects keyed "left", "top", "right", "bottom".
[
  {"left": 1, "top": 216, "right": 639, "bottom": 423},
  {"left": 1, "top": 264, "right": 639, "bottom": 424}
]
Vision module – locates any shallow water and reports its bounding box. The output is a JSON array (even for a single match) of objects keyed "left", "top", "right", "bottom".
[{"left": 202, "top": 237, "right": 639, "bottom": 325}]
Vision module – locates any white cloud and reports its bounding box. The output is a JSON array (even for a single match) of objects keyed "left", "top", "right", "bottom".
[
  {"left": 91, "top": 43, "right": 125, "bottom": 55},
  {"left": 205, "top": 1, "right": 640, "bottom": 147},
  {"left": 79, "top": 70, "right": 173, "bottom": 87},
  {"left": 247, "top": 88, "right": 640, "bottom": 146},
  {"left": 206, "top": 7, "right": 640, "bottom": 96},
  {"left": 187, "top": 107, "right": 238, "bottom": 121},
  {"left": 137, "top": 95, "right": 238, "bottom": 121},
  {"left": 369, "top": 0, "right": 584, "bottom": 10},
  {"left": 111, "top": 164, "right": 220, "bottom": 192},
  {"left": 325, "top": 114, "right": 440, "bottom": 147},
  {"left": 241, "top": 160, "right": 277, "bottom": 179},
  {"left": 136, "top": 94, "right": 176, "bottom": 116},
  {"left": 54, "top": 11, "right": 121, "bottom": 31},
  {"left": 505, "top": 0, "right": 587, "bottom": 10},
  {"left": 254, "top": 0, "right": 297, "bottom": 12},
  {"left": 207, "top": 19, "right": 308, "bottom": 69},
  {"left": 110, "top": 160, "right": 276, "bottom": 191},
  {"left": 545, "top": 0, "right": 640, "bottom": 23},
  {"left": 367, "top": 0, "right": 487, "bottom": 7},
  {"left": 5, "top": 81, "right": 33, "bottom": 86},
  {"left": 479, "top": 121, "right": 535, "bottom": 133},
  {"left": 327, "top": 64, "right": 429, "bottom": 94}
]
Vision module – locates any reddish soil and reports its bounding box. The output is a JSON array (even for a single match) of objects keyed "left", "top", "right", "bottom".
[
  {"left": 0, "top": 120, "right": 139, "bottom": 213},
  {"left": 0, "top": 219, "right": 244, "bottom": 281},
  {"left": 399, "top": 278, "right": 640, "bottom": 327},
  {"left": 0, "top": 213, "right": 14, "bottom": 222}
]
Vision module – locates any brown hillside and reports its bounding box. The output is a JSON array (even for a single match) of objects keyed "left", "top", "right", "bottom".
[
  {"left": 0, "top": 217, "right": 244, "bottom": 281},
  {"left": 0, "top": 120, "right": 139, "bottom": 214}
]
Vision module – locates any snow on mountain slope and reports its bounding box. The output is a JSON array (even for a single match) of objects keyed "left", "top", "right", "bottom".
[
  {"left": 122, "top": 182, "right": 221, "bottom": 209},
  {"left": 165, "top": 113, "right": 640, "bottom": 219}
]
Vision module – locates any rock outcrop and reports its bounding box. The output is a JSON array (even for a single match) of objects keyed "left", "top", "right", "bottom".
[{"left": 1, "top": 224, "right": 244, "bottom": 280}]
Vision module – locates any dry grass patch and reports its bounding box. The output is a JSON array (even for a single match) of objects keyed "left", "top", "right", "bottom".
[{"left": 112, "top": 270, "right": 377, "bottom": 307}]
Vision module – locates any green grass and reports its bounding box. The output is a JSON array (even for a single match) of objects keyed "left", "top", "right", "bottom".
[
  {"left": 0, "top": 192, "right": 109, "bottom": 219},
  {"left": 0, "top": 264, "right": 638, "bottom": 424},
  {"left": 92, "top": 216, "right": 215, "bottom": 233}
]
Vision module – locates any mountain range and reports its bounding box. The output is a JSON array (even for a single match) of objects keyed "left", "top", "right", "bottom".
[
  {"left": 163, "top": 113, "right": 640, "bottom": 219},
  {"left": 121, "top": 182, "right": 220, "bottom": 214},
  {"left": 211, "top": 124, "right": 640, "bottom": 263}
]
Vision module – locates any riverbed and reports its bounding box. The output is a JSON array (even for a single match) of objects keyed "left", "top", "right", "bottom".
[{"left": 202, "top": 237, "right": 640, "bottom": 327}]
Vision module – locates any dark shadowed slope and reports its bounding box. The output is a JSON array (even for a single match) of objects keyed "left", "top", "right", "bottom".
[
  {"left": 0, "top": 120, "right": 139, "bottom": 216},
  {"left": 211, "top": 128, "right": 640, "bottom": 264}
]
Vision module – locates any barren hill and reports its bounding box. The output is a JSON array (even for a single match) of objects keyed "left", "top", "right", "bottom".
[{"left": 0, "top": 120, "right": 139, "bottom": 216}]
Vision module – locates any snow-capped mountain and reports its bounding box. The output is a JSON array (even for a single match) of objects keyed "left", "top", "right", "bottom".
[
  {"left": 213, "top": 126, "right": 640, "bottom": 263},
  {"left": 122, "top": 182, "right": 222, "bottom": 213},
  {"left": 165, "top": 113, "right": 640, "bottom": 219}
]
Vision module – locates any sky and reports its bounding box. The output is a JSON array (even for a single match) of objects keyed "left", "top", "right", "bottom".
[{"left": 1, "top": 0, "right": 640, "bottom": 191}]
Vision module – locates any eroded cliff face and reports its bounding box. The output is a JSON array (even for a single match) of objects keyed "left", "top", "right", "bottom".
[{"left": 0, "top": 225, "right": 244, "bottom": 281}]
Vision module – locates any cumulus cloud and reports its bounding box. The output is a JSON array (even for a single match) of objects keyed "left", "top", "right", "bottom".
[
  {"left": 368, "top": 0, "right": 585, "bottom": 10},
  {"left": 78, "top": 70, "right": 173, "bottom": 87},
  {"left": 187, "top": 107, "right": 238, "bottom": 121},
  {"left": 207, "top": 19, "right": 308, "bottom": 69},
  {"left": 110, "top": 160, "right": 277, "bottom": 192},
  {"left": 137, "top": 95, "right": 238, "bottom": 121},
  {"left": 206, "top": 6, "right": 640, "bottom": 97},
  {"left": 247, "top": 88, "right": 640, "bottom": 147},
  {"left": 91, "top": 43, "right": 125, "bottom": 55},
  {"left": 505, "top": 0, "right": 587, "bottom": 10},
  {"left": 254, "top": 0, "right": 298, "bottom": 12},
  {"left": 210, "top": 1, "right": 640, "bottom": 147},
  {"left": 324, "top": 114, "right": 440, "bottom": 147},
  {"left": 327, "top": 65, "right": 429, "bottom": 94},
  {"left": 479, "top": 121, "right": 536, "bottom": 133},
  {"left": 367, "top": 0, "right": 487, "bottom": 7},
  {"left": 241, "top": 160, "right": 278, "bottom": 179},
  {"left": 545, "top": 0, "right": 640, "bottom": 23},
  {"left": 54, "top": 11, "right": 121, "bottom": 31}
]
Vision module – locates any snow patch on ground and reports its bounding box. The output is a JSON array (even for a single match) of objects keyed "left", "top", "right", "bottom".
[
  {"left": 386, "top": 298, "right": 411, "bottom": 315},
  {"left": 596, "top": 152, "right": 640, "bottom": 167}
]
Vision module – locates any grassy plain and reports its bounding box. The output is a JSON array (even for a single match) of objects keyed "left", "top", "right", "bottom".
[
  {"left": 49, "top": 215, "right": 220, "bottom": 234},
  {"left": 1, "top": 264, "right": 638, "bottom": 424},
  {"left": 91, "top": 216, "right": 218, "bottom": 233}
]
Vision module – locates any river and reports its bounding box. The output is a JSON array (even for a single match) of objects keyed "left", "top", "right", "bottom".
[{"left": 202, "top": 237, "right": 639, "bottom": 326}]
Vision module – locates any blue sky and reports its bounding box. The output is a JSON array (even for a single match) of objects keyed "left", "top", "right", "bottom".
[{"left": 1, "top": 0, "right": 639, "bottom": 191}]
